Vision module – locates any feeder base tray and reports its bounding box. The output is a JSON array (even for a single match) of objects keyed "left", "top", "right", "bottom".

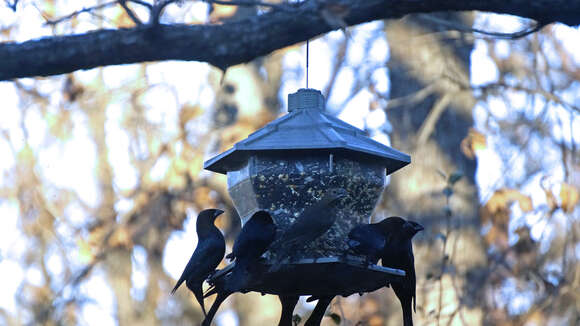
[{"left": 209, "top": 256, "right": 404, "bottom": 298}]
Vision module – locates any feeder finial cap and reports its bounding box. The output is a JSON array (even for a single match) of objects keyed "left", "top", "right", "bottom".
[{"left": 288, "top": 88, "right": 325, "bottom": 112}]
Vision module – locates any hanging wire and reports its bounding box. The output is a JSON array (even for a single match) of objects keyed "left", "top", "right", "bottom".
[{"left": 306, "top": 39, "right": 309, "bottom": 89}]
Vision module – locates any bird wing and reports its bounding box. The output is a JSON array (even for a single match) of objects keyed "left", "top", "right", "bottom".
[
  {"left": 171, "top": 236, "right": 225, "bottom": 294},
  {"left": 232, "top": 219, "right": 276, "bottom": 261},
  {"left": 349, "top": 225, "right": 385, "bottom": 250},
  {"left": 279, "top": 207, "right": 334, "bottom": 245}
]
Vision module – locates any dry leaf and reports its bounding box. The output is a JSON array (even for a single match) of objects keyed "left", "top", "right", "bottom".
[
  {"left": 368, "top": 315, "right": 385, "bottom": 326},
  {"left": 179, "top": 104, "right": 204, "bottom": 128},
  {"left": 108, "top": 226, "right": 132, "bottom": 248},
  {"left": 480, "top": 188, "right": 533, "bottom": 249},
  {"left": 460, "top": 128, "right": 486, "bottom": 159},
  {"left": 526, "top": 309, "right": 547, "bottom": 325},
  {"left": 560, "top": 182, "right": 579, "bottom": 213},
  {"left": 484, "top": 188, "right": 533, "bottom": 215}
]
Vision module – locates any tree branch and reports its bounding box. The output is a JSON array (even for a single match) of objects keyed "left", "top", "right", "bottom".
[
  {"left": 1, "top": 0, "right": 579, "bottom": 80},
  {"left": 119, "top": 0, "right": 144, "bottom": 26},
  {"left": 149, "top": 0, "right": 179, "bottom": 26},
  {"left": 477, "top": 82, "right": 580, "bottom": 114},
  {"left": 203, "top": 0, "right": 288, "bottom": 11},
  {"left": 416, "top": 92, "right": 453, "bottom": 146},
  {"left": 4, "top": 0, "right": 18, "bottom": 11},
  {"left": 416, "top": 14, "right": 547, "bottom": 40},
  {"left": 44, "top": 1, "right": 119, "bottom": 26}
]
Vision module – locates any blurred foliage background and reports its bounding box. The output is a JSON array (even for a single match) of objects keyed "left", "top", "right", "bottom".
[{"left": 0, "top": 1, "right": 579, "bottom": 325}]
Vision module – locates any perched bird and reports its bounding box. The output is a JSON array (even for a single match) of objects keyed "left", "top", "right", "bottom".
[
  {"left": 171, "top": 208, "right": 225, "bottom": 317},
  {"left": 226, "top": 210, "right": 277, "bottom": 264},
  {"left": 202, "top": 210, "right": 277, "bottom": 326},
  {"left": 304, "top": 296, "right": 333, "bottom": 326},
  {"left": 273, "top": 187, "right": 348, "bottom": 260},
  {"left": 277, "top": 295, "right": 299, "bottom": 326},
  {"left": 347, "top": 219, "right": 390, "bottom": 265},
  {"left": 379, "top": 217, "right": 424, "bottom": 326}
]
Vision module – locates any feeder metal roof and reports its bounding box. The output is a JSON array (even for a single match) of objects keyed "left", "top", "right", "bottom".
[{"left": 204, "top": 89, "right": 410, "bottom": 175}]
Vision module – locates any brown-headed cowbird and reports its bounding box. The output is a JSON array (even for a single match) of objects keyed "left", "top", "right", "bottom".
[
  {"left": 274, "top": 188, "right": 348, "bottom": 260},
  {"left": 304, "top": 296, "right": 333, "bottom": 326},
  {"left": 379, "top": 216, "right": 424, "bottom": 326},
  {"left": 277, "top": 295, "right": 299, "bottom": 326},
  {"left": 171, "top": 208, "right": 225, "bottom": 317},
  {"left": 202, "top": 210, "right": 277, "bottom": 326}
]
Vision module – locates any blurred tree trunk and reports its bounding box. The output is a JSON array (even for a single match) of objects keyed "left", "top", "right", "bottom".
[
  {"left": 85, "top": 79, "right": 141, "bottom": 326},
  {"left": 381, "top": 13, "right": 487, "bottom": 325}
]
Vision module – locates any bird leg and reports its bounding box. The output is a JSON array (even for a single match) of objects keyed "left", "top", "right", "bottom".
[
  {"left": 202, "top": 291, "right": 230, "bottom": 326},
  {"left": 304, "top": 297, "right": 333, "bottom": 326},
  {"left": 278, "top": 295, "right": 299, "bottom": 326}
]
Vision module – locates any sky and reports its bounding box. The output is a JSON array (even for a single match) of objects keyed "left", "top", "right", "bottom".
[{"left": 0, "top": 2, "right": 579, "bottom": 325}]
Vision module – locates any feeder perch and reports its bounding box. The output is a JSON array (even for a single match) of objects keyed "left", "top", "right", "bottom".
[{"left": 204, "top": 88, "right": 411, "bottom": 297}]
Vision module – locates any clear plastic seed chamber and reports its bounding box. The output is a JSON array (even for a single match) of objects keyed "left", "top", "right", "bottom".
[
  {"left": 204, "top": 89, "right": 411, "bottom": 296},
  {"left": 226, "top": 152, "right": 385, "bottom": 260}
]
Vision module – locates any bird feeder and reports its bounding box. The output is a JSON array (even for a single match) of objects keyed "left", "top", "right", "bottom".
[{"left": 204, "top": 88, "right": 410, "bottom": 296}]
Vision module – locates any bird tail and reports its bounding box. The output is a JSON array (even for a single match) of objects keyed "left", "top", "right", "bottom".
[
  {"left": 393, "top": 283, "right": 414, "bottom": 326},
  {"left": 170, "top": 279, "right": 183, "bottom": 295},
  {"left": 402, "top": 303, "right": 413, "bottom": 326},
  {"left": 192, "top": 286, "right": 207, "bottom": 317}
]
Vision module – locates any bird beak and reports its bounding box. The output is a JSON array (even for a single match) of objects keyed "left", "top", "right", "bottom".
[
  {"left": 214, "top": 209, "right": 225, "bottom": 218},
  {"left": 412, "top": 222, "right": 424, "bottom": 232},
  {"left": 404, "top": 221, "right": 424, "bottom": 233}
]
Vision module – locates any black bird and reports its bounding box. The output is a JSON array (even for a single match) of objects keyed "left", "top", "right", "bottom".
[
  {"left": 274, "top": 187, "right": 348, "bottom": 260},
  {"left": 277, "top": 295, "right": 299, "bottom": 326},
  {"left": 379, "top": 216, "right": 424, "bottom": 326},
  {"left": 171, "top": 208, "right": 225, "bottom": 317},
  {"left": 202, "top": 210, "right": 277, "bottom": 326},
  {"left": 226, "top": 210, "right": 277, "bottom": 264},
  {"left": 304, "top": 296, "right": 333, "bottom": 326},
  {"left": 347, "top": 219, "right": 390, "bottom": 264}
]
